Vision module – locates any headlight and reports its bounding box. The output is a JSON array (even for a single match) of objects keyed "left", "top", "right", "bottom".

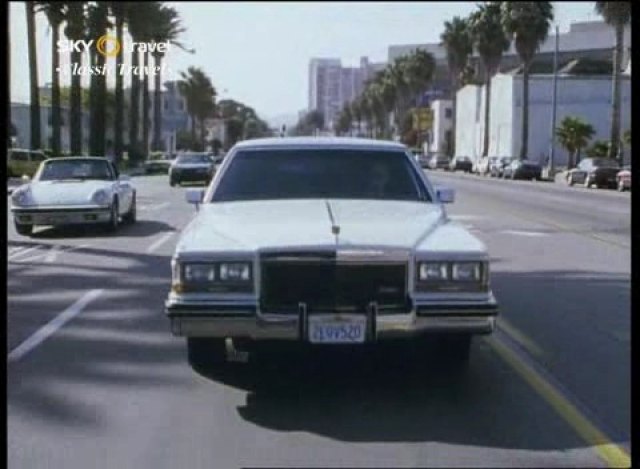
[
  {"left": 416, "top": 261, "right": 487, "bottom": 292},
  {"left": 171, "top": 261, "right": 253, "bottom": 293},
  {"left": 91, "top": 189, "right": 110, "bottom": 205},
  {"left": 11, "top": 188, "right": 31, "bottom": 206}
]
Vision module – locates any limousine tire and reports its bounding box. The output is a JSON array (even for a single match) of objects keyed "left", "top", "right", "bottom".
[
  {"left": 187, "top": 338, "right": 227, "bottom": 370},
  {"left": 14, "top": 222, "right": 33, "bottom": 236}
]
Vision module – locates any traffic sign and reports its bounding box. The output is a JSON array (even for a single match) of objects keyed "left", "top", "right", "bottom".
[{"left": 412, "top": 107, "right": 433, "bottom": 131}]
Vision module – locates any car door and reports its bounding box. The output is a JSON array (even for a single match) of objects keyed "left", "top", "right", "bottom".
[{"left": 110, "top": 162, "right": 133, "bottom": 214}]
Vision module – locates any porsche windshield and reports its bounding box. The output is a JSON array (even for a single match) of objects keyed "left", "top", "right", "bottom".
[
  {"left": 212, "top": 149, "right": 431, "bottom": 202},
  {"left": 36, "top": 159, "right": 114, "bottom": 181},
  {"left": 177, "top": 154, "right": 211, "bottom": 164}
]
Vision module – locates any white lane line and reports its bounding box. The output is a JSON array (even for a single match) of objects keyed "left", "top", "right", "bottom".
[
  {"left": 449, "top": 215, "right": 484, "bottom": 221},
  {"left": 8, "top": 245, "right": 42, "bottom": 260},
  {"left": 500, "top": 230, "right": 549, "bottom": 237},
  {"left": 44, "top": 245, "right": 61, "bottom": 263},
  {"left": 8, "top": 289, "right": 103, "bottom": 363},
  {"left": 8, "top": 246, "right": 28, "bottom": 256},
  {"left": 139, "top": 202, "right": 170, "bottom": 212},
  {"left": 146, "top": 232, "right": 174, "bottom": 253}
]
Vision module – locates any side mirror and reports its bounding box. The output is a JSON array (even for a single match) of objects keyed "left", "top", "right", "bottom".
[
  {"left": 436, "top": 186, "right": 455, "bottom": 204},
  {"left": 186, "top": 188, "right": 204, "bottom": 211}
]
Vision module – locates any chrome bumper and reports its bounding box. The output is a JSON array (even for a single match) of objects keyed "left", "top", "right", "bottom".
[{"left": 166, "top": 300, "right": 498, "bottom": 340}]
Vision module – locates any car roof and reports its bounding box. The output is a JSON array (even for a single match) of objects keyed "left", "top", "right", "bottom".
[
  {"left": 44, "top": 156, "right": 110, "bottom": 162},
  {"left": 233, "top": 136, "right": 407, "bottom": 152}
]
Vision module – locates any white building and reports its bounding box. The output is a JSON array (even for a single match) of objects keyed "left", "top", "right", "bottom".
[
  {"left": 426, "top": 99, "right": 453, "bottom": 156},
  {"left": 455, "top": 73, "right": 632, "bottom": 166}
]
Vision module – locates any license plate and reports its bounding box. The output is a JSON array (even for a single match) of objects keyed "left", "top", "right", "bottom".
[
  {"left": 43, "top": 215, "right": 67, "bottom": 224},
  {"left": 308, "top": 315, "right": 367, "bottom": 344}
]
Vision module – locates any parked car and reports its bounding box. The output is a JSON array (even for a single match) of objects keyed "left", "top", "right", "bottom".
[
  {"left": 475, "top": 156, "right": 498, "bottom": 176},
  {"left": 166, "top": 137, "right": 498, "bottom": 369},
  {"left": 489, "top": 156, "right": 512, "bottom": 177},
  {"left": 449, "top": 155, "right": 473, "bottom": 172},
  {"left": 10, "top": 157, "right": 136, "bottom": 236},
  {"left": 7, "top": 148, "right": 48, "bottom": 178},
  {"left": 169, "top": 152, "right": 215, "bottom": 186},
  {"left": 502, "top": 159, "right": 542, "bottom": 180},
  {"left": 566, "top": 158, "right": 620, "bottom": 189},
  {"left": 616, "top": 166, "right": 631, "bottom": 192},
  {"left": 428, "top": 154, "right": 450, "bottom": 170},
  {"left": 144, "top": 157, "right": 172, "bottom": 174}
]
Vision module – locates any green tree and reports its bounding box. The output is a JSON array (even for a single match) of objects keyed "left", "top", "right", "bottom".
[
  {"left": 441, "top": 16, "right": 473, "bottom": 156},
  {"left": 63, "top": 2, "right": 86, "bottom": 154},
  {"left": 586, "top": 140, "right": 610, "bottom": 158},
  {"left": 555, "top": 116, "right": 595, "bottom": 169},
  {"left": 37, "top": 1, "right": 65, "bottom": 155},
  {"left": 501, "top": 1, "right": 554, "bottom": 160},
  {"left": 595, "top": 2, "right": 631, "bottom": 163},
  {"left": 468, "top": 1, "right": 511, "bottom": 157},
  {"left": 26, "top": 1, "right": 41, "bottom": 150}
]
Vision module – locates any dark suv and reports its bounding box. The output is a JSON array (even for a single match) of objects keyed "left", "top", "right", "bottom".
[{"left": 566, "top": 158, "right": 620, "bottom": 189}]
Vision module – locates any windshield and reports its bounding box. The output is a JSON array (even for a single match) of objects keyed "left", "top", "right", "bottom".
[
  {"left": 177, "top": 154, "right": 211, "bottom": 164},
  {"left": 36, "top": 159, "right": 113, "bottom": 181},
  {"left": 212, "top": 149, "right": 431, "bottom": 202}
]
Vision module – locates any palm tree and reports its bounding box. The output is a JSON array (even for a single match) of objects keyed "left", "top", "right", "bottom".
[
  {"left": 26, "top": 1, "right": 41, "bottom": 150},
  {"left": 406, "top": 49, "right": 436, "bottom": 106},
  {"left": 150, "top": 4, "right": 192, "bottom": 151},
  {"left": 64, "top": 2, "right": 86, "bottom": 154},
  {"left": 178, "top": 67, "right": 202, "bottom": 148},
  {"left": 107, "top": 1, "right": 128, "bottom": 164},
  {"left": 178, "top": 67, "right": 216, "bottom": 149},
  {"left": 36, "top": 2, "right": 65, "bottom": 156},
  {"left": 136, "top": 4, "right": 160, "bottom": 158},
  {"left": 389, "top": 56, "right": 411, "bottom": 126},
  {"left": 350, "top": 100, "right": 362, "bottom": 136},
  {"left": 594, "top": 2, "right": 631, "bottom": 163},
  {"left": 341, "top": 103, "right": 353, "bottom": 136},
  {"left": 586, "top": 140, "right": 610, "bottom": 158},
  {"left": 501, "top": 1, "right": 554, "bottom": 160},
  {"left": 441, "top": 16, "right": 473, "bottom": 156},
  {"left": 468, "top": 1, "right": 511, "bottom": 158},
  {"left": 555, "top": 116, "right": 595, "bottom": 169},
  {"left": 87, "top": 1, "right": 111, "bottom": 156}
]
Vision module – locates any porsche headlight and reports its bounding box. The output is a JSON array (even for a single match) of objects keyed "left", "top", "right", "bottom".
[
  {"left": 91, "top": 189, "right": 110, "bottom": 206},
  {"left": 416, "top": 261, "right": 487, "bottom": 292},
  {"left": 11, "top": 188, "right": 31, "bottom": 206},
  {"left": 171, "top": 261, "right": 253, "bottom": 293}
]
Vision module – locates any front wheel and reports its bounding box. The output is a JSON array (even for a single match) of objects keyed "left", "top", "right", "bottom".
[
  {"left": 14, "top": 221, "right": 33, "bottom": 236},
  {"left": 584, "top": 175, "right": 592, "bottom": 188},
  {"left": 187, "top": 338, "right": 228, "bottom": 370},
  {"left": 105, "top": 200, "right": 119, "bottom": 233}
]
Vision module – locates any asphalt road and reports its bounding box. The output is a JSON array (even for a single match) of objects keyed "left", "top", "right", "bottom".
[{"left": 7, "top": 172, "right": 630, "bottom": 468}]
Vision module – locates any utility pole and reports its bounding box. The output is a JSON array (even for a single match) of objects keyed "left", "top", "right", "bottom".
[{"left": 548, "top": 25, "right": 559, "bottom": 177}]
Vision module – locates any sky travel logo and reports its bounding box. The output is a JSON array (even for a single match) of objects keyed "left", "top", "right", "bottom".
[{"left": 56, "top": 37, "right": 172, "bottom": 77}]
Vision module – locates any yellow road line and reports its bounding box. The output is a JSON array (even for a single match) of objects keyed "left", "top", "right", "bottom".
[
  {"left": 487, "top": 336, "right": 631, "bottom": 468},
  {"left": 497, "top": 318, "right": 545, "bottom": 359}
]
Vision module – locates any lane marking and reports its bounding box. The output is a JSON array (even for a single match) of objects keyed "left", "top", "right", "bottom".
[
  {"left": 499, "top": 229, "right": 549, "bottom": 237},
  {"left": 44, "top": 245, "right": 61, "bottom": 263},
  {"left": 146, "top": 232, "right": 174, "bottom": 253},
  {"left": 449, "top": 214, "right": 484, "bottom": 221},
  {"left": 497, "top": 318, "right": 545, "bottom": 359},
  {"left": 44, "top": 243, "right": 91, "bottom": 263},
  {"left": 487, "top": 334, "right": 631, "bottom": 468},
  {"left": 8, "top": 245, "right": 42, "bottom": 261},
  {"left": 8, "top": 289, "right": 103, "bottom": 363}
]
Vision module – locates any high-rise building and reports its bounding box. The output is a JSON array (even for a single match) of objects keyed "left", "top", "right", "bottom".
[{"left": 308, "top": 56, "right": 386, "bottom": 130}]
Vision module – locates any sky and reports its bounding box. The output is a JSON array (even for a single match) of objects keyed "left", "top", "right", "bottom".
[{"left": 10, "top": 1, "right": 601, "bottom": 123}]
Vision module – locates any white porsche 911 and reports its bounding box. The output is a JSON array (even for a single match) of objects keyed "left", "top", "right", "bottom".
[{"left": 10, "top": 157, "right": 136, "bottom": 236}]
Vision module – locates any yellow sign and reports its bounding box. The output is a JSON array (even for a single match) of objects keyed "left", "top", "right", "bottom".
[
  {"left": 96, "top": 35, "right": 121, "bottom": 58},
  {"left": 412, "top": 108, "right": 433, "bottom": 131}
]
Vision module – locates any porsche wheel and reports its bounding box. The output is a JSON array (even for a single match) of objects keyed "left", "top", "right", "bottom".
[
  {"left": 105, "top": 200, "right": 119, "bottom": 233},
  {"left": 122, "top": 194, "right": 136, "bottom": 224}
]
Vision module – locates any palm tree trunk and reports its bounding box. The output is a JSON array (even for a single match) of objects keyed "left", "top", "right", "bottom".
[
  {"left": 26, "top": 1, "right": 40, "bottom": 150},
  {"left": 96, "top": 45, "right": 106, "bottom": 156},
  {"left": 8, "top": 5, "right": 10, "bottom": 148},
  {"left": 191, "top": 114, "right": 197, "bottom": 145},
  {"left": 89, "top": 48, "right": 98, "bottom": 155},
  {"left": 153, "top": 54, "right": 163, "bottom": 151},
  {"left": 143, "top": 52, "right": 150, "bottom": 157},
  {"left": 115, "top": 16, "right": 124, "bottom": 163},
  {"left": 451, "top": 74, "right": 458, "bottom": 158},
  {"left": 520, "top": 62, "right": 530, "bottom": 160},
  {"left": 51, "top": 22, "right": 61, "bottom": 156},
  {"left": 129, "top": 50, "right": 140, "bottom": 159},
  {"left": 70, "top": 48, "right": 82, "bottom": 154},
  {"left": 200, "top": 118, "right": 205, "bottom": 149},
  {"left": 609, "top": 22, "right": 623, "bottom": 162},
  {"left": 482, "top": 76, "right": 491, "bottom": 157}
]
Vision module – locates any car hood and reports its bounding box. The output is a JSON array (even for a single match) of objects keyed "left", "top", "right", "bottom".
[
  {"left": 23, "top": 180, "right": 113, "bottom": 206},
  {"left": 176, "top": 199, "right": 487, "bottom": 257}
]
